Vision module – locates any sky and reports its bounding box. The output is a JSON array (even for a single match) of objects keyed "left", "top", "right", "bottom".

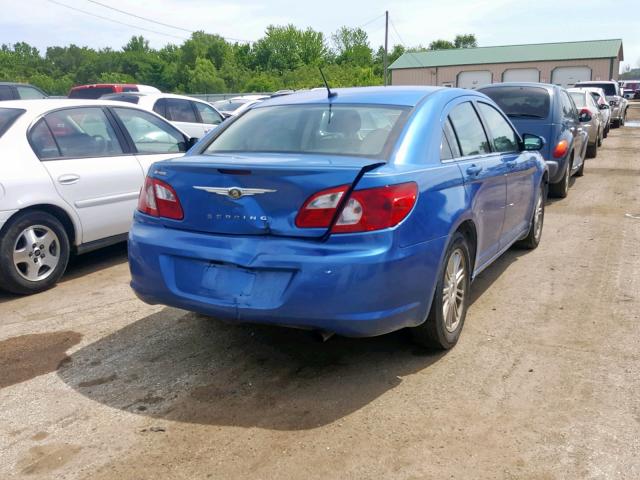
[{"left": 2, "top": 0, "right": 639, "bottom": 73}]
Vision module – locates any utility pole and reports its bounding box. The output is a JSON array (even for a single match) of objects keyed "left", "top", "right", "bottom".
[{"left": 383, "top": 10, "right": 389, "bottom": 86}]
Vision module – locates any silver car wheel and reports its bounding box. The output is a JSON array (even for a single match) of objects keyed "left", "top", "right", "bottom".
[
  {"left": 13, "top": 225, "right": 60, "bottom": 282},
  {"left": 442, "top": 248, "right": 466, "bottom": 333}
]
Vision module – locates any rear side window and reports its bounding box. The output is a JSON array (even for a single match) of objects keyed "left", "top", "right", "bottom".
[
  {"left": 40, "top": 107, "right": 124, "bottom": 158},
  {"left": 560, "top": 91, "right": 578, "bottom": 121},
  {"left": 17, "top": 86, "right": 46, "bottom": 99},
  {"left": 29, "top": 120, "right": 59, "bottom": 158},
  {"left": 68, "top": 87, "right": 114, "bottom": 99},
  {"left": 113, "top": 107, "right": 186, "bottom": 154},
  {"left": 0, "top": 108, "right": 25, "bottom": 137},
  {"left": 448, "top": 102, "right": 491, "bottom": 156},
  {"left": 569, "top": 92, "right": 586, "bottom": 108},
  {"left": 0, "top": 85, "right": 15, "bottom": 100},
  {"left": 193, "top": 102, "right": 223, "bottom": 125},
  {"left": 166, "top": 99, "right": 198, "bottom": 123},
  {"left": 152, "top": 98, "right": 167, "bottom": 117},
  {"left": 480, "top": 86, "right": 550, "bottom": 119},
  {"left": 477, "top": 103, "right": 519, "bottom": 153}
]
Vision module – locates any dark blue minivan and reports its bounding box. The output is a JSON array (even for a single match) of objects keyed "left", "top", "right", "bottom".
[{"left": 479, "top": 83, "right": 589, "bottom": 198}]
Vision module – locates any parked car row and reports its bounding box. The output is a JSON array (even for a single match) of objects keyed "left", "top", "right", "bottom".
[{"left": 0, "top": 80, "right": 623, "bottom": 350}]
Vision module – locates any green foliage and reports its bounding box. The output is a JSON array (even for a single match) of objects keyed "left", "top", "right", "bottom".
[
  {"left": 428, "top": 39, "right": 455, "bottom": 50},
  {"left": 0, "top": 29, "right": 476, "bottom": 95},
  {"left": 454, "top": 34, "right": 478, "bottom": 49}
]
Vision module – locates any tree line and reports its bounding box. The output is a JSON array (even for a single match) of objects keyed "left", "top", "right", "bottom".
[{"left": 0, "top": 26, "right": 477, "bottom": 95}]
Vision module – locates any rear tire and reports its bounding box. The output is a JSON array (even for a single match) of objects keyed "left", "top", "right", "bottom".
[
  {"left": 603, "top": 124, "right": 609, "bottom": 138},
  {"left": 586, "top": 140, "right": 597, "bottom": 159},
  {"left": 516, "top": 183, "right": 545, "bottom": 249},
  {"left": 597, "top": 127, "right": 603, "bottom": 147},
  {"left": 0, "top": 210, "right": 70, "bottom": 295},
  {"left": 612, "top": 119, "right": 620, "bottom": 129},
  {"left": 411, "top": 232, "right": 471, "bottom": 350},
  {"left": 549, "top": 157, "right": 571, "bottom": 198}
]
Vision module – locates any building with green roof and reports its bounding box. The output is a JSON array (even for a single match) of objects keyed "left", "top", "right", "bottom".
[{"left": 389, "top": 39, "right": 623, "bottom": 89}]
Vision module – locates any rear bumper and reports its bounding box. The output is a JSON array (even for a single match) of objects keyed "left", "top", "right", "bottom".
[{"left": 128, "top": 220, "right": 448, "bottom": 337}]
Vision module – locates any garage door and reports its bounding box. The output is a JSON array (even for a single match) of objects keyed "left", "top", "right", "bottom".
[
  {"left": 457, "top": 71, "right": 492, "bottom": 89},
  {"left": 551, "top": 67, "right": 591, "bottom": 87},
  {"left": 503, "top": 68, "right": 540, "bottom": 83}
]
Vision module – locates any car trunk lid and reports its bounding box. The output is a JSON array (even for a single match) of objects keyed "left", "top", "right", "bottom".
[{"left": 150, "top": 153, "right": 383, "bottom": 237}]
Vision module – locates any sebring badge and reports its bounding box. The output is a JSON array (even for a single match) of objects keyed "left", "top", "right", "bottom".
[{"left": 193, "top": 186, "right": 277, "bottom": 199}]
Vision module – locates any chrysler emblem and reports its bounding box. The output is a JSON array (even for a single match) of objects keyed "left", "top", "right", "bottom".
[{"left": 193, "top": 186, "right": 277, "bottom": 199}]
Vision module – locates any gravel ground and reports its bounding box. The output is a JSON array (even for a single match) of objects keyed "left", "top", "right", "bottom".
[{"left": 1, "top": 106, "right": 639, "bottom": 479}]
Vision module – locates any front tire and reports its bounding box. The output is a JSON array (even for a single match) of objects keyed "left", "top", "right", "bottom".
[
  {"left": 549, "top": 157, "right": 571, "bottom": 198},
  {"left": 0, "top": 211, "right": 70, "bottom": 295},
  {"left": 516, "top": 183, "right": 545, "bottom": 249},
  {"left": 411, "top": 232, "right": 471, "bottom": 350}
]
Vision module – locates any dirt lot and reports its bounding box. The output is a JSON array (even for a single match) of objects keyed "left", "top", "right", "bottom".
[{"left": 1, "top": 107, "right": 639, "bottom": 479}]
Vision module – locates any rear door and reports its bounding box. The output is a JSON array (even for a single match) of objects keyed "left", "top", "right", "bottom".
[
  {"left": 32, "top": 106, "right": 144, "bottom": 243},
  {"left": 109, "top": 106, "right": 188, "bottom": 174},
  {"left": 476, "top": 101, "right": 536, "bottom": 244},
  {"left": 559, "top": 90, "right": 587, "bottom": 162},
  {"left": 447, "top": 101, "right": 507, "bottom": 265},
  {"left": 164, "top": 98, "right": 202, "bottom": 138}
]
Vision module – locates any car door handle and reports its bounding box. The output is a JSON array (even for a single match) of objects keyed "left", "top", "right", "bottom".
[
  {"left": 57, "top": 174, "right": 80, "bottom": 185},
  {"left": 466, "top": 165, "right": 483, "bottom": 176}
]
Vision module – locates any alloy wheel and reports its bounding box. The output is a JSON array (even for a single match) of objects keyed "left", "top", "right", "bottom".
[
  {"left": 533, "top": 192, "right": 544, "bottom": 242},
  {"left": 13, "top": 225, "right": 60, "bottom": 282},
  {"left": 442, "top": 248, "right": 466, "bottom": 333}
]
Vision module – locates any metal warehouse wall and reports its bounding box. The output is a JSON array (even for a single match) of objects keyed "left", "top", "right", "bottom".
[{"left": 391, "top": 58, "right": 619, "bottom": 86}]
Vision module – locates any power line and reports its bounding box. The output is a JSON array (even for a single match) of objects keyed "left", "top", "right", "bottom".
[
  {"left": 47, "top": 0, "right": 189, "bottom": 41},
  {"left": 389, "top": 18, "right": 424, "bottom": 68},
  {"left": 357, "top": 13, "right": 386, "bottom": 29},
  {"left": 80, "top": 0, "right": 252, "bottom": 43}
]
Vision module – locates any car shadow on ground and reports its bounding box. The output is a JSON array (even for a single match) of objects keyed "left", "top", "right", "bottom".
[
  {"left": 0, "top": 242, "right": 128, "bottom": 304},
  {"left": 57, "top": 247, "right": 526, "bottom": 431}
]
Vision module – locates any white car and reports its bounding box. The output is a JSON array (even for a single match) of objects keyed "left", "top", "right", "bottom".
[
  {"left": 573, "top": 86, "right": 612, "bottom": 137},
  {"left": 0, "top": 99, "right": 193, "bottom": 294},
  {"left": 212, "top": 95, "right": 269, "bottom": 117},
  {"left": 101, "top": 92, "right": 224, "bottom": 138}
]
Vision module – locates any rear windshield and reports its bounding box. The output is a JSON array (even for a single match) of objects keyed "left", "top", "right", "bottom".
[
  {"left": 68, "top": 87, "right": 114, "bottom": 99},
  {"left": 101, "top": 94, "right": 140, "bottom": 104},
  {"left": 0, "top": 108, "right": 25, "bottom": 137},
  {"left": 480, "top": 86, "right": 550, "bottom": 119},
  {"left": 569, "top": 92, "right": 586, "bottom": 108},
  {"left": 575, "top": 83, "right": 617, "bottom": 96},
  {"left": 212, "top": 100, "right": 246, "bottom": 112},
  {"left": 204, "top": 104, "right": 408, "bottom": 158}
]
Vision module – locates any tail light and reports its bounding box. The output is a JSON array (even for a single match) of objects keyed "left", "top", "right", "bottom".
[
  {"left": 137, "top": 176, "right": 184, "bottom": 220},
  {"left": 296, "top": 182, "right": 417, "bottom": 233},
  {"left": 580, "top": 107, "right": 593, "bottom": 116},
  {"left": 552, "top": 139, "right": 569, "bottom": 158}
]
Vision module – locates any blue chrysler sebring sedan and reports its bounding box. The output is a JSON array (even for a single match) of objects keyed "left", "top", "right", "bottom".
[{"left": 129, "top": 86, "right": 548, "bottom": 349}]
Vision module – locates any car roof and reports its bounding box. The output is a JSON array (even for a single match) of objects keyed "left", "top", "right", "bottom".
[
  {"left": 103, "top": 92, "right": 208, "bottom": 103},
  {"left": 479, "top": 82, "right": 558, "bottom": 92},
  {"left": 255, "top": 86, "right": 444, "bottom": 108},
  {"left": 0, "top": 82, "right": 35, "bottom": 86},
  {"left": 0, "top": 98, "right": 151, "bottom": 116},
  {"left": 574, "top": 80, "right": 616, "bottom": 85}
]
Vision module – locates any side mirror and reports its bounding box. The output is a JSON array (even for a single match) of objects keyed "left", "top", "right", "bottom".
[
  {"left": 578, "top": 110, "right": 592, "bottom": 122},
  {"left": 187, "top": 137, "right": 200, "bottom": 149},
  {"left": 599, "top": 103, "right": 610, "bottom": 110},
  {"left": 522, "top": 133, "right": 545, "bottom": 151}
]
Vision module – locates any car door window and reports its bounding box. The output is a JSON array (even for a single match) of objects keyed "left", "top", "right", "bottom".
[
  {"left": 152, "top": 98, "right": 167, "bottom": 117},
  {"left": 165, "top": 99, "right": 198, "bottom": 123},
  {"left": 560, "top": 91, "right": 577, "bottom": 122},
  {"left": 29, "top": 120, "right": 60, "bottom": 159},
  {"left": 448, "top": 102, "right": 491, "bottom": 156},
  {"left": 193, "top": 102, "right": 223, "bottom": 125},
  {"left": 477, "top": 102, "right": 519, "bottom": 153},
  {"left": 113, "top": 107, "right": 186, "bottom": 154},
  {"left": 17, "top": 86, "right": 46, "bottom": 99},
  {"left": 42, "top": 107, "right": 123, "bottom": 158},
  {"left": 0, "top": 85, "right": 14, "bottom": 100}
]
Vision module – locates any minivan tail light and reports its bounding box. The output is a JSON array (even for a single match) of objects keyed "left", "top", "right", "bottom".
[
  {"left": 295, "top": 182, "right": 417, "bottom": 233},
  {"left": 137, "top": 176, "right": 184, "bottom": 220},
  {"left": 552, "top": 139, "right": 569, "bottom": 158}
]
